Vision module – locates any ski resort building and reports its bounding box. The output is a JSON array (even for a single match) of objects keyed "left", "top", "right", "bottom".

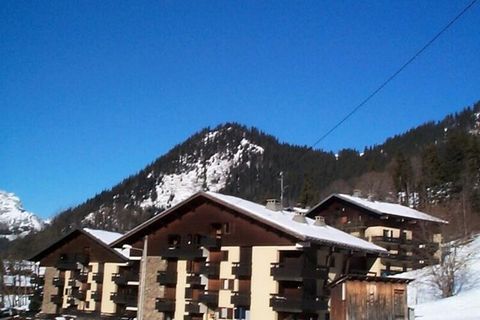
[
  {"left": 30, "top": 228, "right": 140, "bottom": 319},
  {"left": 32, "top": 192, "right": 426, "bottom": 320},
  {"left": 107, "top": 191, "right": 387, "bottom": 320},
  {"left": 307, "top": 194, "right": 447, "bottom": 276}
]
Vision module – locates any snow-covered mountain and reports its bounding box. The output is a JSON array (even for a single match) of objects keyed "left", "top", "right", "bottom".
[
  {"left": 82, "top": 125, "right": 265, "bottom": 227},
  {"left": 0, "top": 191, "right": 44, "bottom": 240}
]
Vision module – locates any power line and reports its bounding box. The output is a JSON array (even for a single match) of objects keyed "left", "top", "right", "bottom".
[{"left": 302, "top": 0, "right": 478, "bottom": 157}]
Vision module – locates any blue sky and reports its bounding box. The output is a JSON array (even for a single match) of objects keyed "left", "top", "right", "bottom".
[{"left": 1, "top": 1, "right": 479, "bottom": 218}]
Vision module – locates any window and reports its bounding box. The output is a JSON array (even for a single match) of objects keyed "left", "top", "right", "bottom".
[
  {"left": 223, "top": 223, "right": 231, "bottom": 234},
  {"left": 168, "top": 235, "right": 181, "bottom": 248},
  {"left": 186, "top": 234, "right": 193, "bottom": 245}
]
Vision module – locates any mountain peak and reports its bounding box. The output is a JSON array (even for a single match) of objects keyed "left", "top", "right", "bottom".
[{"left": 0, "top": 190, "right": 44, "bottom": 240}]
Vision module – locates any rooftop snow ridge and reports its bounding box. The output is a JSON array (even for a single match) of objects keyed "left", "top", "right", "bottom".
[
  {"left": 205, "top": 191, "right": 386, "bottom": 253},
  {"left": 83, "top": 228, "right": 123, "bottom": 245},
  {"left": 322, "top": 193, "right": 447, "bottom": 224}
]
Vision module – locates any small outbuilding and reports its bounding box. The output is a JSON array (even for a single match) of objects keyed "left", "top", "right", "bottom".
[{"left": 329, "top": 275, "right": 412, "bottom": 320}]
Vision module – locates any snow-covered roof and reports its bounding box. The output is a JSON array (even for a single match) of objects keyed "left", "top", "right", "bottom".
[
  {"left": 314, "top": 194, "right": 447, "bottom": 224},
  {"left": 205, "top": 192, "right": 386, "bottom": 253},
  {"left": 112, "top": 191, "right": 386, "bottom": 254},
  {"left": 83, "top": 228, "right": 123, "bottom": 245}
]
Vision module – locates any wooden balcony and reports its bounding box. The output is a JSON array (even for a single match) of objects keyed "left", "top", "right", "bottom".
[
  {"left": 156, "top": 298, "right": 175, "bottom": 312},
  {"left": 157, "top": 270, "right": 177, "bottom": 285},
  {"left": 30, "top": 275, "right": 44, "bottom": 285},
  {"left": 92, "top": 273, "right": 103, "bottom": 283},
  {"left": 72, "top": 289, "right": 86, "bottom": 300},
  {"left": 55, "top": 254, "right": 89, "bottom": 270},
  {"left": 199, "top": 262, "right": 220, "bottom": 277},
  {"left": 160, "top": 246, "right": 204, "bottom": 259},
  {"left": 110, "top": 292, "right": 138, "bottom": 307},
  {"left": 73, "top": 272, "right": 88, "bottom": 283},
  {"left": 111, "top": 271, "right": 139, "bottom": 286},
  {"left": 91, "top": 291, "right": 102, "bottom": 301},
  {"left": 270, "top": 294, "right": 328, "bottom": 313},
  {"left": 231, "top": 292, "right": 250, "bottom": 306},
  {"left": 198, "top": 290, "right": 219, "bottom": 306},
  {"left": 186, "top": 275, "right": 204, "bottom": 287},
  {"left": 271, "top": 262, "right": 328, "bottom": 281},
  {"left": 50, "top": 295, "right": 63, "bottom": 304},
  {"left": 232, "top": 262, "right": 251, "bottom": 277},
  {"left": 185, "top": 301, "right": 201, "bottom": 314},
  {"left": 52, "top": 277, "right": 65, "bottom": 287}
]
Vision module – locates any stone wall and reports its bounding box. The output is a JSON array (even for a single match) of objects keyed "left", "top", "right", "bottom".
[
  {"left": 40, "top": 267, "right": 58, "bottom": 315},
  {"left": 143, "top": 256, "right": 167, "bottom": 320}
]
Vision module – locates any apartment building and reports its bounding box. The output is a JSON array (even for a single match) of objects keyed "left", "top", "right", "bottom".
[
  {"left": 108, "top": 191, "right": 387, "bottom": 320},
  {"left": 307, "top": 193, "right": 447, "bottom": 276},
  {"left": 30, "top": 228, "right": 139, "bottom": 319}
]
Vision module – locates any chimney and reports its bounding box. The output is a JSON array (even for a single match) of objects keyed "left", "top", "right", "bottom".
[
  {"left": 292, "top": 212, "right": 307, "bottom": 224},
  {"left": 367, "top": 192, "right": 376, "bottom": 201},
  {"left": 353, "top": 189, "right": 362, "bottom": 198},
  {"left": 314, "top": 216, "right": 326, "bottom": 226},
  {"left": 266, "top": 199, "right": 282, "bottom": 212}
]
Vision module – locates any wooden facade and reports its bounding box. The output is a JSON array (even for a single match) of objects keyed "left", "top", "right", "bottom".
[
  {"left": 30, "top": 229, "right": 131, "bottom": 319},
  {"left": 330, "top": 275, "right": 411, "bottom": 320},
  {"left": 308, "top": 195, "right": 444, "bottom": 275}
]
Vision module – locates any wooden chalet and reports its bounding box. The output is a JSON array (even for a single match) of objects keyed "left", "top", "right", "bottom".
[{"left": 308, "top": 193, "right": 447, "bottom": 276}]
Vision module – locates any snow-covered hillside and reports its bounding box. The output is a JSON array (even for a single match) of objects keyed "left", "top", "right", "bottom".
[
  {"left": 0, "top": 191, "right": 44, "bottom": 240},
  {"left": 83, "top": 128, "right": 264, "bottom": 224},
  {"left": 395, "top": 234, "right": 480, "bottom": 319}
]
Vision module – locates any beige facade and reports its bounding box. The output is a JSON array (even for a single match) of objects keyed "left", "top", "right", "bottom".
[
  {"left": 218, "top": 246, "right": 240, "bottom": 309},
  {"left": 101, "top": 262, "right": 122, "bottom": 315},
  {"left": 250, "top": 246, "right": 281, "bottom": 320},
  {"left": 174, "top": 260, "right": 188, "bottom": 320}
]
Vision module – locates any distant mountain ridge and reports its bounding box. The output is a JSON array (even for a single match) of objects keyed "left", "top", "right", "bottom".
[
  {"left": 5, "top": 101, "right": 480, "bottom": 258},
  {"left": 0, "top": 191, "right": 44, "bottom": 241}
]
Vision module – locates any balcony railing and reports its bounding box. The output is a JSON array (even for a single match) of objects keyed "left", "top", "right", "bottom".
[
  {"left": 160, "top": 246, "right": 204, "bottom": 259},
  {"left": 157, "top": 270, "right": 177, "bottom": 285},
  {"left": 73, "top": 272, "right": 88, "bottom": 283},
  {"left": 271, "top": 262, "right": 328, "bottom": 281},
  {"left": 92, "top": 273, "right": 103, "bottom": 283},
  {"left": 371, "top": 236, "right": 415, "bottom": 246},
  {"left": 110, "top": 292, "right": 138, "bottom": 307},
  {"left": 111, "top": 271, "right": 139, "bottom": 285},
  {"left": 186, "top": 275, "right": 204, "bottom": 287},
  {"left": 30, "top": 275, "right": 44, "bottom": 285},
  {"left": 50, "top": 295, "right": 63, "bottom": 304},
  {"left": 198, "top": 290, "right": 219, "bottom": 306},
  {"left": 52, "top": 277, "right": 65, "bottom": 287},
  {"left": 232, "top": 262, "right": 251, "bottom": 277},
  {"left": 185, "top": 301, "right": 201, "bottom": 314},
  {"left": 231, "top": 292, "right": 250, "bottom": 306},
  {"left": 270, "top": 294, "right": 328, "bottom": 313},
  {"left": 156, "top": 298, "right": 176, "bottom": 312},
  {"left": 55, "top": 254, "right": 89, "bottom": 270},
  {"left": 91, "top": 291, "right": 102, "bottom": 301},
  {"left": 199, "top": 262, "right": 220, "bottom": 277},
  {"left": 72, "top": 289, "right": 86, "bottom": 300}
]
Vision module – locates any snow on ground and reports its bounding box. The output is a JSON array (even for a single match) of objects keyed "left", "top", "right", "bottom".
[{"left": 394, "top": 234, "right": 480, "bottom": 319}]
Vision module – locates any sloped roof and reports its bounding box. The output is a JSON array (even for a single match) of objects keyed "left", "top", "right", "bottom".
[
  {"left": 111, "top": 191, "right": 386, "bottom": 254},
  {"left": 29, "top": 228, "right": 128, "bottom": 262},
  {"left": 310, "top": 193, "right": 448, "bottom": 224},
  {"left": 83, "top": 228, "right": 124, "bottom": 245}
]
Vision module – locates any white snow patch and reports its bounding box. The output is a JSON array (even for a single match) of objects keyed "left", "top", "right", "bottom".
[
  {"left": 83, "top": 228, "right": 123, "bottom": 245},
  {"left": 138, "top": 135, "right": 264, "bottom": 210}
]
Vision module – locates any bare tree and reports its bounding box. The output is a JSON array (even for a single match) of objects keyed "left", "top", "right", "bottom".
[{"left": 429, "top": 238, "right": 475, "bottom": 298}]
